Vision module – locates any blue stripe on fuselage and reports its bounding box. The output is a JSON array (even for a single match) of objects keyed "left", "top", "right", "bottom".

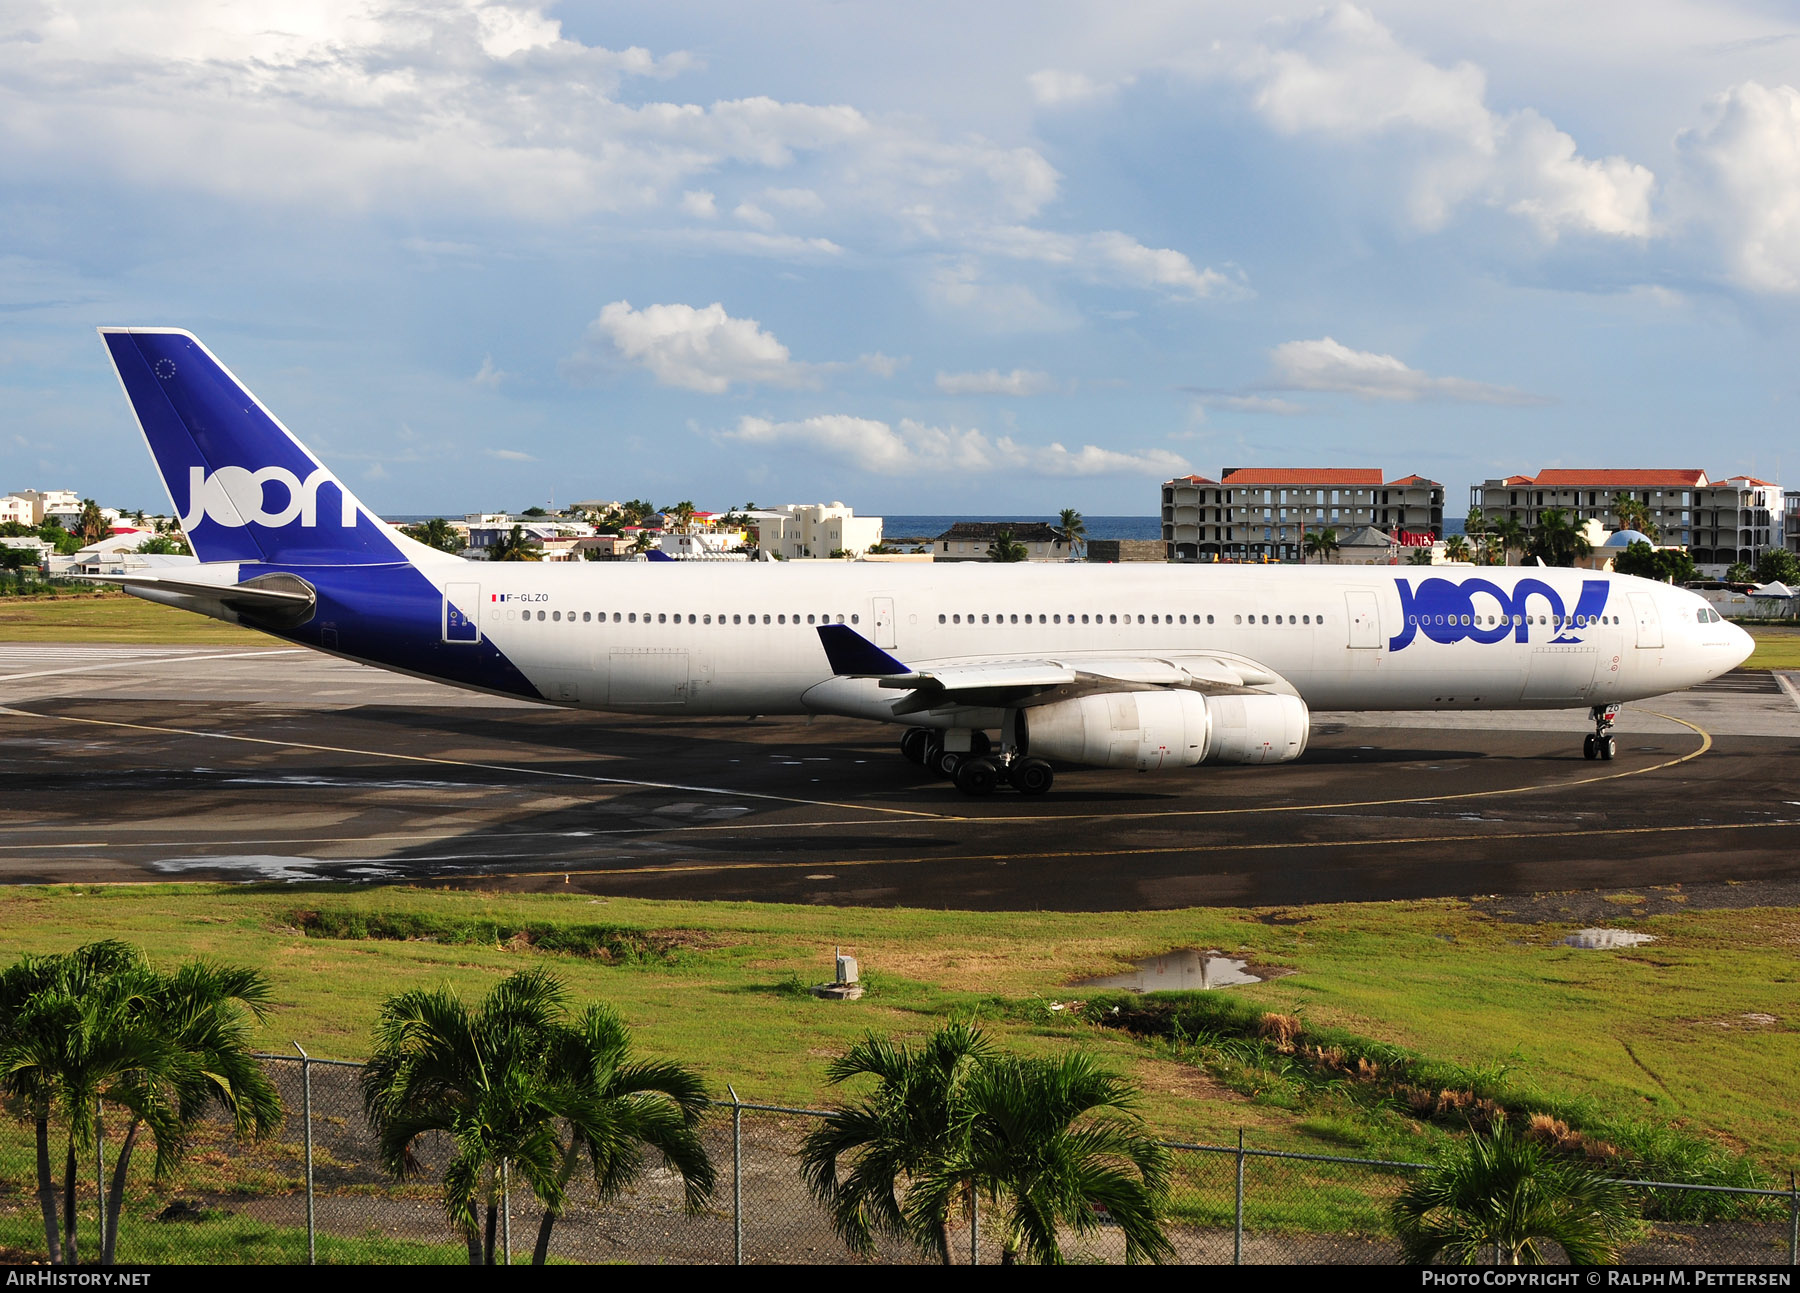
[{"left": 245, "top": 562, "right": 542, "bottom": 700}]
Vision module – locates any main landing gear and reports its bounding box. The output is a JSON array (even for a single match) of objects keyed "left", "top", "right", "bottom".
[
  {"left": 1583, "top": 705, "right": 1619, "bottom": 761},
  {"left": 899, "top": 727, "right": 1053, "bottom": 796}
]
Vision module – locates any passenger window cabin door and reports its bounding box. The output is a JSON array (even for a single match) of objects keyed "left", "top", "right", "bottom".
[
  {"left": 872, "top": 597, "right": 896, "bottom": 649},
  {"left": 1345, "top": 590, "right": 1381, "bottom": 649},
  {"left": 1629, "top": 592, "right": 1663, "bottom": 649},
  {"left": 444, "top": 583, "right": 481, "bottom": 643}
]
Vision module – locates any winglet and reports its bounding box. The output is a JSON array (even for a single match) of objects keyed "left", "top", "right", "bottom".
[{"left": 817, "top": 624, "right": 909, "bottom": 676}]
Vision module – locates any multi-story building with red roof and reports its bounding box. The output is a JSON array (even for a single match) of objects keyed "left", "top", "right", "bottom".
[
  {"left": 1161, "top": 469, "right": 1443, "bottom": 561},
  {"left": 1469, "top": 470, "right": 1783, "bottom": 571}
]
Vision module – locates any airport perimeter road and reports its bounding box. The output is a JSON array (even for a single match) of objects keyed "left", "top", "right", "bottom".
[{"left": 3, "top": 644, "right": 1798, "bottom": 910}]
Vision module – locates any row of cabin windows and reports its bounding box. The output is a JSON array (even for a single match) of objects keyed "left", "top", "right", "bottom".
[
  {"left": 515, "top": 609, "right": 858, "bottom": 626},
  {"left": 934, "top": 612, "right": 1330, "bottom": 627},
  {"left": 1406, "top": 613, "right": 1621, "bottom": 628}
]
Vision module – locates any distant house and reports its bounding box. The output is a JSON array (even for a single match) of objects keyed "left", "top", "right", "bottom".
[
  {"left": 1327, "top": 525, "right": 1398, "bottom": 566},
  {"left": 932, "top": 521, "right": 1069, "bottom": 562}
]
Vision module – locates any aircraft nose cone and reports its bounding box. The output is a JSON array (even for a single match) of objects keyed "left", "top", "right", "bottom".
[{"left": 1727, "top": 620, "right": 1755, "bottom": 671}]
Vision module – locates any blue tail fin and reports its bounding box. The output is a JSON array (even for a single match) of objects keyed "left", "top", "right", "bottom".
[{"left": 99, "top": 328, "right": 403, "bottom": 566}]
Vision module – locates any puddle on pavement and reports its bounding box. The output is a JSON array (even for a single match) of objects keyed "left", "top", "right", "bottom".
[
  {"left": 1076, "top": 948, "right": 1273, "bottom": 992},
  {"left": 1561, "top": 928, "right": 1656, "bottom": 949}
]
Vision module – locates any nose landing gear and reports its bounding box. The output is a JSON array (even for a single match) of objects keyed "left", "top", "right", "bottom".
[{"left": 1583, "top": 705, "right": 1619, "bottom": 761}]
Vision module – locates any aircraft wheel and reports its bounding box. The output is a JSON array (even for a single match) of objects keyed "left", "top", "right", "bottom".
[
  {"left": 900, "top": 728, "right": 930, "bottom": 765},
  {"left": 954, "top": 757, "right": 999, "bottom": 796},
  {"left": 1600, "top": 735, "right": 1616, "bottom": 761},
  {"left": 1583, "top": 735, "right": 1598, "bottom": 760},
  {"left": 936, "top": 750, "right": 964, "bottom": 778},
  {"left": 1010, "top": 757, "right": 1054, "bottom": 796}
]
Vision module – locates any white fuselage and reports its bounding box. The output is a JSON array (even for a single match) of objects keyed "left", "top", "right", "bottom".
[{"left": 414, "top": 559, "right": 1751, "bottom": 720}]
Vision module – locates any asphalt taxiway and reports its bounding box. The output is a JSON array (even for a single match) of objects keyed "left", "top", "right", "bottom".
[{"left": 3, "top": 642, "right": 1798, "bottom": 910}]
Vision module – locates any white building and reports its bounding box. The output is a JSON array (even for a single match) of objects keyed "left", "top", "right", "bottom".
[
  {"left": 656, "top": 531, "right": 749, "bottom": 559},
  {"left": 4, "top": 489, "right": 79, "bottom": 525},
  {"left": 0, "top": 496, "right": 34, "bottom": 527},
  {"left": 1470, "top": 469, "right": 1784, "bottom": 575},
  {"left": 749, "top": 504, "right": 883, "bottom": 559}
]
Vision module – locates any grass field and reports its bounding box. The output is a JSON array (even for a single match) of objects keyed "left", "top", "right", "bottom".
[
  {"left": 2, "top": 885, "right": 1795, "bottom": 1174},
  {"left": 1743, "top": 625, "right": 1800, "bottom": 670},
  {"left": 0, "top": 590, "right": 265, "bottom": 644}
]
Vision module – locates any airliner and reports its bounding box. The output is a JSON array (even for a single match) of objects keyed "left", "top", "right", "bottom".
[{"left": 94, "top": 328, "right": 1754, "bottom": 796}]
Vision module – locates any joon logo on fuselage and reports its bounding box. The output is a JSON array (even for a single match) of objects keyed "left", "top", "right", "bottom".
[{"left": 1388, "top": 576, "right": 1611, "bottom": 652}]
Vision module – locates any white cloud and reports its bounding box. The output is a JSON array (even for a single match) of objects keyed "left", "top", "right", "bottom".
[
  {"left": 722, "top": 415, "right": 1188, "bottom": 477},
  {"left": 924, "top": 259, "right": 1079, "bottom": 332},
  {"left": 974, "top": 227, "right": 1233, "bottom": 299},
  {"left": 1028, "top": 69, "right": 1134, "bottom": 107},
  {"left": 680, "top": 189, "right": 719, "bottom": 218},
  {"left": 488, "top": 448, "right": 537, "bottom": 462},
  {"left": 1198, "top": 393, "right": 1310, "bottom": 415},
  {"left": 858, "top": 352, "right": 906, "bottom": 378},
  {"left": 0, "top": 0, "right": 1240, "bottom": 318},
  {"left": 1265, "top": 337, "right": 1545, "bottom": 404},
  {"left": 1675, "top": 81, "right": 1800, "bottom": 292},
  {"left": 472, "top": 355, "right": 510, "bottom": 387},
  {"left": 733, "top": 202, "right": 776, "bottom": 229},
  {"left": 1244, "top": 5, "right": 1653, "bottom": 239},
  {"left": 935, "top": 368, "right": 1057, "bottom": 396},
  {"left": 564, "top": 301, "right": 817, "bottom": 393}
]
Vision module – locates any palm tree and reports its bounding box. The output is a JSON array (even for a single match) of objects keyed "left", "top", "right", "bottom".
[
  {"left": 0, "top": 942, "right": 204, "bottom": 1265},
  {"left": 1464, "top": 505, "right": 1487, "bottom": 546},
  {"left": 938, "top": 1052, "right": 1173, "bottom": 1265},
  {"left": 1055, "top": 509, "right": 1087, "bottom": 561},
  {"left": 98, "top": 960, "right": 282, "bottom": 1264},
  {"left": 405, "top": 517, "right": 466, "bottom": 554},
  {"left": 0, "top": 942, "right": 167, "bottom": 1264},
  {"left": 629, "top": 529, "right": 658, "bottom": 556},
  {"left": 488, "top": 524, "right": 541, "bottom": 562},
  {"left": 1492, "top": 517, "right": 1526, "bottom": 566},
  {"left": 1609, "top": 492, "right": 1660, "bottom": 541},
  {"left": 1477, "top": 534, "right": 1503, "bottom": 566},
  {"left": 1407, "top": 547, "right": 1435, "bottom": 566},
  {"left": 75, "top": 499, "right": 109, "bottom": 545},
  {"left": 528, "top": 1002, "right": 713, "bottom": 1264},
  {"left": 801, "top": 1021, "right": 995, "bottom": 1263},
  {"left": 362, "top": 970, "right": 713, "bottom": 1266},
  {"left": 619, "top": 499, "right": 656, "bottom": 527},
  {"left": 668, "top": 501, "right": 697, "bottom": 535},
  {"left": 1443, "top": 535, "right": 1472, "bottom": 562},
  {"left": 1527, "top": 509, "right": 1592, "bottom": 568},
  {"left": 1392, "top": 1126, "right": 1638, "bottom": 1265},
  {"left": 1303, "top": 529, "right": 1340, "bottom": 564},
  {"left": 986, "top": 530, "right": 1029, "bottom": 563}
]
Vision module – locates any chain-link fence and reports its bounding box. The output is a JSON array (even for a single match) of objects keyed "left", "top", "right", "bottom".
[{"left": 1, "top": 1051, "right": 1795, "bottom": 1265}]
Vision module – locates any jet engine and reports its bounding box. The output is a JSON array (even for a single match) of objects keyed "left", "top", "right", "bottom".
[{"left": 1016, "top": 690, "right": 1309, "bottom": 771}]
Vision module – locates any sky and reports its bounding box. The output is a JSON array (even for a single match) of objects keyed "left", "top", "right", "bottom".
[{"left": 4, "top": 0, "right": 1800, "bottom": 518}]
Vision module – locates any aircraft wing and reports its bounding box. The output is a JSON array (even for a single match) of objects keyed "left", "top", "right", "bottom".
[{"left": 815, "top": 624, "right": 1290, "bottom": 717}]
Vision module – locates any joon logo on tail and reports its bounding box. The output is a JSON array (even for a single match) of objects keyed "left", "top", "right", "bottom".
[
  {"left": 1388, "top": 577, "right": 1611, "bottom": 652},
  {"left": 177, "top": 465, "right": 355, "bottom": 531}
]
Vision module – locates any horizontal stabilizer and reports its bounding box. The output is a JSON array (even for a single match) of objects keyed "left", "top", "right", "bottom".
[
  {"left": 816, "top": 624, "right": 910, "bottom": 676},
  {"left": 83, "top": 570, "right": 317, "bottom": 627}
]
